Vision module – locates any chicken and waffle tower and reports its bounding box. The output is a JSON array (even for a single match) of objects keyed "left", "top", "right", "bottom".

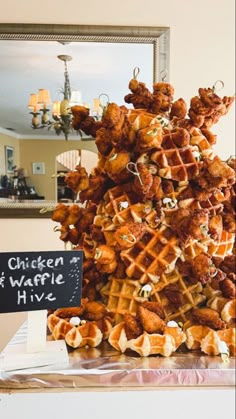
[{"left": 50, "top": 70, "right": 236, "bottom": 357}]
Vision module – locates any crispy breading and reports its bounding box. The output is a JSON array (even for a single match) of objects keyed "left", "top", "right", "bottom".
[
  {"left": 141, "top": 301, "right": 165, "bottom": 319},
  {"left": 83, "top": 301, "right": 106, "bottom": 321},
  {"left": 137, "top": 306, "right": 165, "bottom": 334},
  {"left": 191, "top": 307, "right": 226, "bottom": 330},
  {"left": 124, "top": 313, "right": 143, "bottom": 340}
]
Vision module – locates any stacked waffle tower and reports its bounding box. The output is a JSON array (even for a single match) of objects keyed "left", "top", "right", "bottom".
[{"left": 50, "top": 74, "right": 236, "bottom": 357}]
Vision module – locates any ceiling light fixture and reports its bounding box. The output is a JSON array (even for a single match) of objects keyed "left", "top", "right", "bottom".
[{"left": 28, "top": 55, "right": 92, "bottom": 141}]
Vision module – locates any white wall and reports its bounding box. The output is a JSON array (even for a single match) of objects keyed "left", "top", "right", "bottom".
[
  {"left": 0, "top": 0, "right": 235, "bottom": 158},
  {"left": 0, "top": 1, "right": 235, "bottom": 408}
]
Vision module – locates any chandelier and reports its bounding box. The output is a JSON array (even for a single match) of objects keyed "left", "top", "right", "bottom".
[{"left": 28, "top": 55, "right": 96, "bottom": 141}]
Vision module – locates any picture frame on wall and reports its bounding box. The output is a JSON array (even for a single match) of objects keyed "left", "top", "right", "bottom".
[
  {"left": 5, "top": 146, "right": 14, "bottom": 173},
  {"left": 32, "top": 162, "right": 45, "bottom": 175}
]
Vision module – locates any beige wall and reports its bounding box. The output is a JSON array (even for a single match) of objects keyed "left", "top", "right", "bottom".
[
  {"left": 19, "top": 139, "right": 97, "bottom": 199},
  {"left": 0, "top": 0, "right": 235, "bottom": 347}
]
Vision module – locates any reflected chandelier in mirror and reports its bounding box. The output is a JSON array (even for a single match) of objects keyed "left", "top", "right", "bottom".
[{"left": 0, "top": 24, "right": 170, "bottom": 218}]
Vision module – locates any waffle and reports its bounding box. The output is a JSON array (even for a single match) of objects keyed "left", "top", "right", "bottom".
[
  {"left": 108, "top": 322, "right": 186, "bottom": 356},
  {"left": 179, "top": 192, "right": 225, "bottom": 216},
  {"left": 150, "top": 145, "right": 200, "bottom": 182},
  {"left": 207, "top": 296, "right": 230, "bottom": 314},
  {"left": 102, "top": 184, "right": 136, "bottom": 220},
  {"left": 207, "top": 230, "right": 235, "bottom": 258},
  {"left": 217, "top": 328, "right": 236, "bottom": 356},
  {"left": 149, "top": 269, "right": 206, "bottom": 323},
  {"left": 185, "top": 324, "right": 236, "bottom": 356},
  {"left": 100, "top": 276, "right": 141, "bottom": 323},
  {"left": 47, "top": 314, "right": 103, "bottom": 348},
  {"left": 190, "top": 128, "right": 215, "bottom": 159},
  {"left": 120, "top": 224, "right": 182, "bottom": 284},
  {"left": 185, "top": 325, "right": 212, "bottom": 350},
  {"left": 101, "top": 183, "right": 159, "bottom": 227},
  {"left": 47, "top": 300, "right": 114, "bottom": 348},
  {"left": 221, "top": 299, "right": 236, "bottom": 323},
  {"left": 181, "top": 239, "right": 208, "bottom": 261},
  {"left": 201, "top": 328, "right": 236, "bottom": 356},
  {"left": 127, "top": 109, "right": 164, "bottom": 131}
]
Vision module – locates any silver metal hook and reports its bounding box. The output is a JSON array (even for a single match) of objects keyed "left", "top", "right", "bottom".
[
  {"left": 133, "top": 67, "right": 140, "bottom": 80},
  {"left": 126, "top": 162, "right": 143, "bottom": 185},
  {"left": 98, "top": 93, "right": 109, "bottom": 110},
  {"left": 161, "top": 70, "right": 168, "bottom": 82},
  {"left": 212, "top": 80, "right": 224, "bottom": 93}
]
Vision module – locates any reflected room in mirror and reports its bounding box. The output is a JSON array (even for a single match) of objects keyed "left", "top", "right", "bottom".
[{"left": 0, "top": 24, "right": 170, "bottom": 217}]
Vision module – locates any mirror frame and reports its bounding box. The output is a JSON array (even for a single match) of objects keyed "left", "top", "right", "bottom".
[{"left": 0, "top": 23, "right": 170, "bottom": 218}]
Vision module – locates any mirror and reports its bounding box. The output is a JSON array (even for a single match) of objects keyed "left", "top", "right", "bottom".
[{"left": 0, "top": 24, "right": 170, "bottom": 218}]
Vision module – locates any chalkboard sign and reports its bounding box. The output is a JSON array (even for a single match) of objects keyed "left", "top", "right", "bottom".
[{"left": 0, "top": 251, "right": 83, "bottom": 313}]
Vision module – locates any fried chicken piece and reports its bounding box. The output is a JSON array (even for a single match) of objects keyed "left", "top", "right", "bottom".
[
  {"left": 71, "top": 104, "right": 103, "bottom": 138},
  {"left": 199, "top": 87, "right": 223, "bottom": 110},
  {"left": 201, "top": 128, "right": 217, "bottom": 145},
  {"left": 218, "top": 255, "right": 236, "bottom": 277},
  {"left": 114, "top": 222, "right": 147, "bottom": 250},
  {"left": 82, "top": 263, "right": 105, "bottom": 301},
  {"left": 94, "top": 244, "right": 117, "bottom": 274},
  {"left": 95, "top": 127, "right": 113, "bottom": 156},
  {"left": 94, "top": 244, "right": 116, "bottom": 264},
  {"left": 131, "top": 162, "right": 154, "bottom": 200},
  {"left": 74, "top": 204, "right": 97, "bottom": 235},
  {"left": 188, "top": 109, "right": 206, "bottom": 127},
  {"left": 62, "top": 227, "right": 80, "bottom": 245},
  {"left": 123, "top": 313, "right": 143, "bottom": 340},
  {"left": 208, "top": 214, "right": 223, "bottom": 240},
  {"left": 187, "top": 87, "right": 235, "bottom": 129},
  {"left": 54, "top": 298, "right": 88, "bottom": 318},
  {"left": 65, "top": 166, "right": 89, "bottom": 193},
  {"left": 104, "top": 150, "right": 131, "bottom": 183},
  {"left": 136, "top": 123, "right": 163, "bottom": 152},
  {"left": 191, "top": 307, "right": 226, "bottom": 330},
  {"left": 202, "top": 95, "right": 235, "bottom": 128},
  {"left": 83, "top": 301, "right": 106, "bottom": 321},
  {"left": 164, "top": 283, "right": 184, "bottom": 308},
  {"left": 52, "top": 204, "right": 83, "bottom": 245},
  {"left": 153, "top": 82, "right": 175, "bottom": 97},
  {"left": 190, "top": 96, "right": 213, "bottom": 116},
  {"left": 89, "top": 224, "right": 105, "bottom": 243},
  {"left": 195, "top": 157, "right": 235, "bottom": 191},
  {"left": 223, "top": 212, "right": 236, "bottom": 234},
  {"left": 151, "top": 82, "right": 174, "bottom": 113},
  {"left": 219, "top": 278, "right": 236, "bottom": 299},
  {"left": 71, "top": 105, "right": 90, "bottom": 129},
  {"left": 141, "top": 301, "right": 165, "bottom": 319},
  {"left": 94, "top": 103, "right": 129, "bottom": 152},
  {"left": 80, "top": 116, "right": 103, "bottom": 137},
  {"left": 146, "top": 175, "right": 164, "bottom": 201},
  {"left": 151, "top": 92, "right": 172, "bottom": 113},
  {"left": 171, "top": 208, "right": 209, "bottom": 243},
  {"left": 79, "top": 168, "right": 111, "bottom": 204},
  {"left": 64, "top": 204, "right": 83, "bottom": 226},
  {"left": 188, "top": 209, "right": 209, "bottom": 240},
  {"left": 170, "top": 98, "right": 188, "bottom": 120},
  {"left": 207, "top": 156, "right": 235, "bottom": 181},
  {"left": 176, "top": 259, "right": 199, "bottom": 284},
  {"left": 170, "top": 208, "right": 191, "bottom": 242},
  {"left": 51, "top": 203, "right": 69, "bottom": 223},
  {"left": 137, "top": 305, "right": 165, "bottom": 334},
  {"left": 191, "top": 253, "right": 217, "bottom": 284},
  {"left": 162, "top": 127, "right": 190, "bottom": 148},
  {"left": 124, "top": 78, "right": 153, "bottom": 109}
]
